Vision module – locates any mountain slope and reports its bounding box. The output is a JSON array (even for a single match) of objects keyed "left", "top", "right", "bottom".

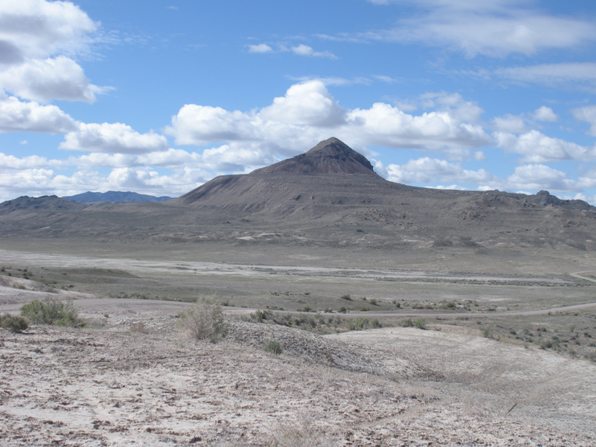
[
  {"left": 64, "top": 191, "right": 172, "bottom": 204},
  {"left": 0, "top": 138, "right": 595, "bottom": 249}
]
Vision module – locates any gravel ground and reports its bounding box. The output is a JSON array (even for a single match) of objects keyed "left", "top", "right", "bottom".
[{"left": 1, "top": 314, "right": 595, "bottom": 446}]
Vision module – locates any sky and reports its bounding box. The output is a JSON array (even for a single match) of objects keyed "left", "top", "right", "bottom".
[{"left": 1, "top": 0, "right": 596, "bottom": 203}]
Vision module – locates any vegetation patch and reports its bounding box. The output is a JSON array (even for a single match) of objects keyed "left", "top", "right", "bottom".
[
  {"left": 21, "top": 299, "right": 84, "bottom": 327},
  {"left": 400, "top": 318, "right": 427, "bottom": 330},
  {"left": 181, "top": 301, "right": 227, "bottom": 342},
  {"left": 0, "top": 314, "right": 29, "bottom": 333},
  {"left": 264, "top": 339, "right": 283, "bottom": 355},
  {"left": 245, "top": 309, "right": 383, "bottom": 334}
]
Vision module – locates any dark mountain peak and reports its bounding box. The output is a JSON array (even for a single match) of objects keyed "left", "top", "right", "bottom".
[
  {"left": 306, "top": 137, "right": 353, "bottom": 155},
  {"left": 253, "top": 137, "right": 376, "bottom": 176}
]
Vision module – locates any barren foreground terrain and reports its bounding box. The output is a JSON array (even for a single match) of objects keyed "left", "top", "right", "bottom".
[{"left": 1, "top": 243, "right": 595, "bottom": 446}]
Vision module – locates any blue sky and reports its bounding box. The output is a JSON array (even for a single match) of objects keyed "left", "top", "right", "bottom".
[{"left": 1, "top": 0, "right": 596, "bottom": 203}]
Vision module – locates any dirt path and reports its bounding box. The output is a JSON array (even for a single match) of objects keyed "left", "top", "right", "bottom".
[{"left": 570, "top": 271, "right": 596, "bottom": 284}]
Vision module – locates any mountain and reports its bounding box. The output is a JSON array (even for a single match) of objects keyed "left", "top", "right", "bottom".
[
  {"left": 0, "top": 195, "right": 83, "bottom": 212},
  {"left": 1, "top": 138, "right": 595, "bottom": 250},
  {"left": 64, "top": 191, "right": 172, "bottom": 204}
]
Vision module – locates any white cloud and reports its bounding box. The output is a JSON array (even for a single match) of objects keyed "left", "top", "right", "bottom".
[
  {"left": 169, "top": 80, "right": 489, "bottom": 157},
  {"left": 290, "top": 44, "right": 337, "bottom": 59},
  {"left": 362, "top": 0, "right": 596, "bottom": 57},
  {"left": 0, "top": 56, "right": 104, "bottom": 102},
  {"left": 573, "top": 105, "right": 596, "bottom": 136},
  {"left": 420, "top": 92, "right": 483, "bottom": 122},
  {"left": 247, "top": 43, "right": 273, "bottom": 54},
  {"left": 385, "top": 157, "right": 491, "bottom": 185},
  {"left": 168, "top": 105, "right": 256, "bottom": 145},
  {"left": 0, "top": 0, "right": 103, "bottom": 102},
  {"left": 0, "top": 168, "right": 57, "bottom": 198},
  {"left": 0, "top": 95, "right": 76, "bottom": 133},
  {"left": 0, "top": 152, "right": 56, "bottom": 169},
  {"left": 247, "top": 42, "right": 337, "bottom": 59},
  {"left": 493, "top": 114, "right": 526, "bottom": 133},
  {"left": 492, "top": 107, "right": 557, "bottom": 135},
  {"left": 346, "top": 102, "right": 487, "bottom": 151},
  {"left": 506, "top": 164, "right": 573, "bottom": 192},
  {"left": 61, "top": 122, "right": 169, "bottom": 154},
  {"left": 533, "top": 106, "right": 557, "bottom": 122},
  {"left": 0, "top": 0, "right": 96, "bottom": 62},
  {"left": 260, "top": 81, "right": 345, "bottom": 126},
  {"left": 495, "top": 130, "right": 594, "bottom": 162}
]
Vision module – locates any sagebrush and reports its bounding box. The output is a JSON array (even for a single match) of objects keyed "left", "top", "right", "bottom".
[
  {"left": 21, "top": 299, "right": 84, "bottom": 327},
  {"left": 0, "top": 314, "right": 29, "bottom": 333},
  {"left": 181, "top": 301, "right": 227, "bottom": 342}
]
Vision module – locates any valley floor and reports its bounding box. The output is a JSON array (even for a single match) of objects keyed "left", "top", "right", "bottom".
[{"left": 0, "top": 243, "right": 595, "bottom": 446}]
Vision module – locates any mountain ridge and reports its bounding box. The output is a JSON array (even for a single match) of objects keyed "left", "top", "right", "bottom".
[
  {"left": 64, "top": 191, "right": 172, "bottom": 204},
  {"left": 0, "top": 138, "right": 594, "bottom": 250}
]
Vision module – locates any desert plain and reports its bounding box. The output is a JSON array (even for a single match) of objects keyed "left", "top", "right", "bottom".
[{"left": 1, "top": 236, "right": 595, "bottom": 446}]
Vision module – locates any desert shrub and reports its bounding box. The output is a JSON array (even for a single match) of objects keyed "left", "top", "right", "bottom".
[
  {"left": 21, "top": 299, "right": 83, "bottom": 327},
  {"left": 0, "top": 313, "right": 29, "bottom": 333},
  {"left": 181, "top": 301, "right": 227, "bottom": 342},
  {"left": 400, "top": 318, "right": 427, "bottom": 330},
  {"left": 251, "top": 309, "right": 273, "bottom": 322},
  {"left": 340, "top": 294, "right": 352, "bottom": 301},
  {"left": 264, "top": 339, "right": 282, "bottom": 355},
  {"left": 347, "top": 317, "right": 382, "bottom": 331}
]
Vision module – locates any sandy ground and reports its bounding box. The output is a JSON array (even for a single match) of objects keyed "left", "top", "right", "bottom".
[
  {"left": 1, "top": 246, "right": 595, "bottom": 446},
  {"left": 1, "top": 289, "right": 595, "bottom": 446}
]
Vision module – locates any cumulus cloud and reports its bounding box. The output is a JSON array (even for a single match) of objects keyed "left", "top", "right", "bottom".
[
  {"left": 0, "top": 152, "right": 57, "bottom": 169},
  {"left": 419, "top": 92, "right": 483, "bottom": 122},
  {"left": 493, "top": 114, "right": 526, "bottom": 133},
  {"left": 385, "top": 157, "right": 491, "bottom": 185},
  {"left": 506, "top": 164, "right": 573, "bottom": 192},
  {"left": 0, "top": 95, "right": 76, "bottom": 133},
  {"left": 169, "top": 80, "right": 489, "bottom": 155},
  {"left": 0, "top": 0, "right": 103, "bottom": 102},
  {"left": 346, "top": 103, "right": 487, "bottom": 151},
  {"left": 260, "top": 81, "right": 345, "bottom": 126},
  {"left": 0, "top": 56, "right": 104, "bottom": 102},
  {"left": 362, "top": 0, "right": 596, "bottom": 57},
  {"left": 61, "top": 122, "right": 169, "bottom": 153},
  {"left": 168, "top": 105, "right": 257, "bottom": 145},
  {"left": 495, "top": 130, "right": 595, "bottom": 162},
  {"left": 0, "top": 0, "right": 96, "bottom": 62},
  {"left": 533, "top": 106, "right": 557, "bottom": 122},
  {"left": 573, "top": 105, "right": 596, "bottom": 136}
]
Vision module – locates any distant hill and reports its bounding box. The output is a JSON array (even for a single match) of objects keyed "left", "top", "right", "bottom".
[
  {"left": 63, "top": 191, "right": 172, "bottom": 204},
  {"left": 0, "top": 138, "right": 595, "bottom": 250}
]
